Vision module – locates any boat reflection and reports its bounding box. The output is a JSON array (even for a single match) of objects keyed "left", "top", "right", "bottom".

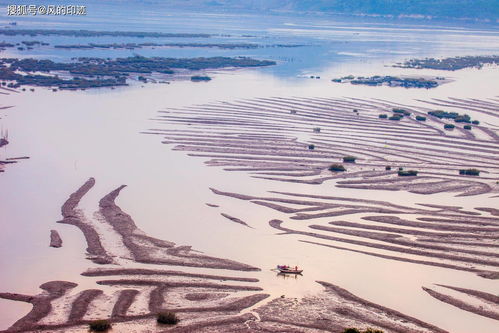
[{"left": 276, "top": 272, "right": 302, "bottom": 279}]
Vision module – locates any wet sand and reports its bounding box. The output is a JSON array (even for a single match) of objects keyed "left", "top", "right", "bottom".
[
  {"left": 0, "top": 178, "right": 456, "bottom": 333},
  {"left": 1, "top": 78, "right": 498, "bottom": 332}
]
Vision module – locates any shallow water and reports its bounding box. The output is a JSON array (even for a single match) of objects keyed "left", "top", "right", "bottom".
[{"left": 1, "top": 64, "right": 498, "bottom": 332}]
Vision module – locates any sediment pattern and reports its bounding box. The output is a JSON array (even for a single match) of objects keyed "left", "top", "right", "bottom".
[
  {"left": 147, "top": 96, "right": 498, "bottom": 197},
  {"left": 3, "top": 96, "right": 497, "bottom": 332},
  {"left": 422, "top": 284, "right": 499, "bottom": 321},
  {"left": 0, "top": 179, "right": 266, "bottom": 332},
  {"left": 0, "top": 178, "right": 448, "bottom": 333},
  {"left": 143, "top": 95, "right": 498, "bottom": 329},
  {"left": 211, "top": 188, "right": 499, "bottom": 279},
  {"left": 49, "top": 230, "right": 63, "bottom": 248}
]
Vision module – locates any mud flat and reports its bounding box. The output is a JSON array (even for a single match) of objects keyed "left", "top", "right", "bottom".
[
  {"left": 0, "top": 179, "right": 453, "bottom": 333},
  {"left": 151, "top": 96, "right": 498, "bottom": 196},
  {"left": 49, "top": 230, "right": 63, "bottom": 248},
  {"left": 144, "top": 95, "right": 498, "bottom": 332},
  {"left": 422, "top": 284, "right": 499, "bottom": 320},
  {"left": 1, "top": 95, "right": 498, "bottom": 332},
  {"left": 0, "top": 179, "right": 267, "bottom": 332}
]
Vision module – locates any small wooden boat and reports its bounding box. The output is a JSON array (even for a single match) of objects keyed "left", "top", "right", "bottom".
[{"left": 277, "top": 265, "right": 303, "bottom": 274}]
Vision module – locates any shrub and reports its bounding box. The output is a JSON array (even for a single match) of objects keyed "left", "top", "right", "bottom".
[
  {"left": 157, "top": 312, "right": 179, "bottom": 325},
  {"left": 190, "top": 75, "right": 211, "bottom": 82},
  {"left": 428, "top": 110, "right": 457, "bottom": 119},
  {"left": 353, "top": 109, "right": 358, "bottom": 112},
  {"left": 364, "top": 329, "right": 384, "bottom": 333},
  {"left": 398, "top": 167, "right": 403, "bottom": 171},
  {"left": 343, "top": 329, "right": 361, "bottom": 333},
  {"left": 444, "top": 124, "right": 455, "bottom": 129},
  {"left": 378, "top": 114, "right": 388, "bottom": 119},
  {"left": 385, "top": 166, "right": 391, "bottom": 170},
  {"left": 415, "top": 115, "right": 426, "bottom": 121},
  {"left": 392, "top": 108, "right": 411, "bottom": 116},
  {"left": 290, "top": 109, "right": 297, "bottom": 114},
  {"left": 388, "top": 115, "right": 402, "bottom": 121},
  {"left": 329, "top": 164, "right": 346, "bottom": 172},
  {"left": 342, "top": 329, "right": 384, "bottom": 333},
  {"left": 463, "top": 125, "right": 472, "bottom": 130},
  {"left": 313, "top": 127, "right": 321, "bottom": 133},
  {"left": 343, "top": 156, "right": 356, "bottom": 163},
  {"left": 454, "top": 115, "right": 471, "bottom": 123},
  {"left": 398, "top": 170, "right": 418, "bottom": 176},
  {"left": 459, "top": 169, "right": 480, "bottom": 176},
  {"left": 89, "top": 319, "right": 112, "bottom": 332},
  {"left": 472, "top": 120, "right": 480, "bottom": 125},
  {"left": 308, "top": 144, "right": 315, "bottom": 150}
]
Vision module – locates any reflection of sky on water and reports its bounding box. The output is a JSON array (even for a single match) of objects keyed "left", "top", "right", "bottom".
[
  {"left": 1, "top": 6, "right": 499, "bottom": 77},
  {"left": 0, "top": 65, "right": 498, "bottom": 332}
]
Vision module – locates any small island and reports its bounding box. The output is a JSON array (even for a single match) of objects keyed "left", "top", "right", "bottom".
[
  {"left": 0, "top": 55, "right": 275, "bottom": 89},
  {"left": 0, "top": 28, "right": 211, "bottom": 38},
  {"left": 332, "top": 75, "right": 439, "bottom": 88},
  {"left": 394, "top": 55, "right": 499, "bottom": 71},
  {"left": 54, "top": 42, "right": 260, "bottom": 50},
  {"left": 190, "top": 75, "right": 212, "bottom": 82}
]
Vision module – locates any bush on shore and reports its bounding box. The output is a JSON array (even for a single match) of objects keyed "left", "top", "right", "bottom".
[
  {"left": 342, "top": 328, "right": 384, "bottom": 333},
  {"left": 89, "top": 320, "right": 112, "bottom": 332},
  {"left": 329, "top": 164, "right": 346, "bottom": 172},
  {"left": 157, "top": 312, "right": 180, "bottom": 325},
  {"left": 392, "top": 108, "right": 411, "bottom": 116},
  {"left": 398, "top": 170, "right": 418, "bottom": 176},
  {"left": 343, "top": 156, "right": 356, "bottom": 163},
  {"left": 444, "top": 123, "right": 455, "bottom": 129},
  {"left": 459, "top": 169, "right": 480, "bottom": 176}
]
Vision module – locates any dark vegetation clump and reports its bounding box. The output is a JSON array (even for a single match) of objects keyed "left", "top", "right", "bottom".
[
  {"left": 385, "top": 166, "right": 391, "bottom": 170},
  {"left": 463, "top": 125, "right": 472, "bottom": 130},
  {"left": 428, "top": 110, "right": 478, "bottom": 124},
  {"left": 190, "top": 75, "right": 211, "bottom": 82},
  {"left": 313, "top": 127, "right": 321, "bottom": 133},
  {"left": 444, "top": 124, "right": 455, "bottom": 129},
  {"left": 89, "top": 319, "right": 112, "bottom": 332},
  {"left": 329, "top": 164, "right": 346, "bottom": 172},
  {"left": 396, "top": 55, "right": 499, "bottom": 71},
  {"left": 157, "top": 312, "right": 180, "bottom": 325},
  {"left": 392, "top": 108, "right": 411, "bottom": 116},
  {"left": 459, "top": 169, "right": 480, "bottom": 176},
  {"left": 342, "top": 328, "right": 384, "bottom": 333},
  {"left": 0, "top": 55, "right": 274, "bottom": 89},
  {"left": 398, "top": 170, "right": 418, "bottom": 176},
  {"left": 388, "top": 115, "right": 402, "bottom": 121},
  {"left": 454, "top": 114, "right": 471, "bottom": 123},
  {"left": 308, "top": 144, "right": 315, "bottom": 150},
  {"left": 343, "top": 156, "right": 356, "bottom": 163},
  {"left": 415, "top": 115, "right": 426, "bottom": 121},
  {"left": 378, "top": 114, "right": 388, "bottom": 119}
]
